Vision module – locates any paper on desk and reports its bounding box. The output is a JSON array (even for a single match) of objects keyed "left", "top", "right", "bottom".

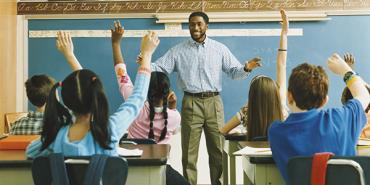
[
  {"left": 233, "top": 146, "right": 272, "bottom": 156},
  {"left": 358, "top": 138, "right": 370, "bottom": 146},
  {"left": 117, "top": 147, "right": 143, "bottom": 157}
]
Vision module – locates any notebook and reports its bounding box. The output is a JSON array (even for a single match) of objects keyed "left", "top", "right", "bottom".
[
  {"left": 233, "top": 146, "right": 272, "bottom": 156},
  {"left": 117, "top": 147, "right": 143, "bottom": 157},
  {"left": 0, "top": 135, "right": 39, "bottom": 150}
]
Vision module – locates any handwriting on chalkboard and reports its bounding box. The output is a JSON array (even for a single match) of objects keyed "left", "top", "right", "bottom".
[{"left": 17, "top": 0, "right": 370, "bottom": 15}]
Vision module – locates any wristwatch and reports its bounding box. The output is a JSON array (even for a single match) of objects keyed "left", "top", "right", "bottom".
[{"left": 343, "top": 71, "right": 358, "bottom": 83}]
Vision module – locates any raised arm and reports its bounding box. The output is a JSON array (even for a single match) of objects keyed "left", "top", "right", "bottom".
[
  {"left": 111, "top": 21, "right": 125, "bottom": 66},
  {"left": 111, "top": 20, "right": 134, "bottom": 100},
  {"left": 110, "top": 31, "right": 160, "bottom": 138},
  {"left": 327, "top": 53, "right": 370, "bottom": 109},
  {"left": 56, "top": 31, "right": 82, "bottom": 71},
  {"left": 276, "top": 9, "right": 289, "bottom": 107}
]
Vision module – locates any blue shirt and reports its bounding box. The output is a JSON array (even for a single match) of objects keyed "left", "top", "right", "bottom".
[
  {"left": 151, "top": 37, "right": 249, "bottom": 93},
  {"left": 268, "top": 99, "right": 367, "bottom": 184},
  {"left": 26, "top": 73, "right": 150, "bottom": 158}
]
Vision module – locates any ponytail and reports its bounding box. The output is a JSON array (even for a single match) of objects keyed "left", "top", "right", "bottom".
[
  {"left": 89, "top": 78, "right": 111, "bottom": 149},
  {"left": 158, "top": 98, "right": 168, "bottom": 141},
  {"left": 41, "top": 82, "right": 71, "bottom": 151},
  {"left": 148, "top": 101, "right": 155, "bottom": 140}
]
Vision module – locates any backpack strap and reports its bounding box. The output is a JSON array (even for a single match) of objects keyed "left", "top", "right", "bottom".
[
  {"left": 311, "top": 152, "right": 334, "bottom": 185},
  {"left": 83, "top": 154, "right": 109, "bottom": 185},
  {"left": 49, "top": 153, "right": 71, "bottom": 185}
]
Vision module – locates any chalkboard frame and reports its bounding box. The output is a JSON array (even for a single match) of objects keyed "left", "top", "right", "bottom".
[{"left": 17, "top": 0, "right": 370, "bottom": 15}]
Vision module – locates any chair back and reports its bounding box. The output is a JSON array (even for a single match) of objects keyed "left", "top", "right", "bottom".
[
  {"left": 32, "top": 154, "right": 128, "bottom": 185},
  {"left": 287, "top": 156, "right": 370, "bottom": 185},
  {"left": 4, "top": 112, "right": 28, "bottom": 133}
]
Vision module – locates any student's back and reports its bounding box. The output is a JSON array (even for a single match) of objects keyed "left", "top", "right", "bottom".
[
  {"left": 268, "top": 58, "right": 370, "bottom": 184},
  {"left": 10, "top": 74, "right": 55, "bottom": 135}
]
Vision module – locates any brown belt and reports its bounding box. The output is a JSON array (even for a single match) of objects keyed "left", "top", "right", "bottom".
[{"left": 184, "top": 91, "right": 219, "bottom": 98}]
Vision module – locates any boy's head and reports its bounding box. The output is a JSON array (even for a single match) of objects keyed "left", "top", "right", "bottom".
[
  {"left": 25, "top": 74, "right": 55, "bottom": 107},
  {"left": 342, "top": 86, "right": 370, "bottom": 113},
  {"left": 288, "top": 63, "right": 329, "bottom": 110}
]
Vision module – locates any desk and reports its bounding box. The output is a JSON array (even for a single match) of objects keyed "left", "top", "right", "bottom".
[
  {"left": 238, "top": 142, "right": 370, "bottom": 185},
  {"left": 238, "top": 141, "right": 284, "bottom": 185},
  {"left": 223, "top": 133, "right": 247, "bottom": 185},
  {"left": 0, "top": 144, "right": 170, "bottom": 185}
]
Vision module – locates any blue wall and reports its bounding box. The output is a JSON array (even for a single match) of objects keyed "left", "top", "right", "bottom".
[{"left": 28, "top": 16, "right": 370, "bottom": 121}]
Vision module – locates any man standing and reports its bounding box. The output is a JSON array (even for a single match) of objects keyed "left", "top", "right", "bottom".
[{"left": 151, "top": 12, "right": 261, "bottom": 185}]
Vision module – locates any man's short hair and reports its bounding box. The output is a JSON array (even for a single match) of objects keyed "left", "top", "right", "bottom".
[
  {"left": 288, "top": 63, "right": 329, "bottom": 110},
  {"left": 25, "top": 74, "right": 55, "bottom": 107},
  {"left": 189, "top": 11, "right": 209, "bottom": 24}
]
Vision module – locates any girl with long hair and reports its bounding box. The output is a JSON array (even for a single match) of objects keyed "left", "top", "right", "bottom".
[
  {"left": 111, "top": 21, "right": 181, "bottom": 144},
  {"left": 220, "top": 10, "right": 289, "bottom": 141}
]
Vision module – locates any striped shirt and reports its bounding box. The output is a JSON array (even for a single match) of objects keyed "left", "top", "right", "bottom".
[
  {"left": 151, "top": 37, "right": 250, "bottom": 93},
  {"left": 10, "top": 111, "right": 43, "bottom": 135}
]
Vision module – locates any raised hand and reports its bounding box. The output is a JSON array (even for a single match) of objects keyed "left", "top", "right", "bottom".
[
  {"left": 168, "top": 91, "right": 177, "bottom": 109},
  {"left": 140, "top": 31, "right": 160, "bottom": 56},
  {"left": 280, "top": 9, "right": 289, "bottom": 35},
  {"left": 343, "top": 53, "right": 355, "bottom": 69},
  {"left": 56, "top": 31, "right": 74, "bottom": 56},
  {"left": 111, "top": 20, "right": 124, "bottom": 44},
  {"left": 56, "top": 31, "right": 82, "bottom": 71},
  {"left": 245, "top": 57, "right": 262, "bottom": 71},
  {"left": 327, "top": 53, "right": 353, "bottom": 76},
  {"left": 137, "top": 31, "right": 160, "bottom": 69}
]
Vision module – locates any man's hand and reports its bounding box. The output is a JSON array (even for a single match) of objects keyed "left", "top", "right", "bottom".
[
  {"left": 111, "top": 20, "right": 124, "bottom": 44},
  {"left": 245, "top": 57, "right": 262, "bottom": 71}
]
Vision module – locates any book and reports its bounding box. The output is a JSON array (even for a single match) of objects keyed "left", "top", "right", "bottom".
[
  {"left": 0, "top": 135, "right": 39, "bottom": 150},
  {"left": 233, "top": 146, "right": 272, "bottom": 156},
  {"left": 117, "top": 147, "right": 143, "bottom": 157}
]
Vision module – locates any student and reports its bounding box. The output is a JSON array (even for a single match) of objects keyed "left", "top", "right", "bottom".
[
  {"left": 220, "top": 9, "right": 289, "bottom": 141},
  {"left": 111, "top": 21, "right": 189, "bottom": 185},
  {"left": 268, "top": 53, "right": 370, "bottom": 183},
  {"left": 26, "top": 31, "right": 159, "bottom": 158},
  {"left": 111, "top": 21, "right": 181, "bottom": 144},
  {"left": 341, "top": 53, "right": 370, "bottom": 139},
  {"left": 10, "top": 75, "right": 55, "bottom": 135}
]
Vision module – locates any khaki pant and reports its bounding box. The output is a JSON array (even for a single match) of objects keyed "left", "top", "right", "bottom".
[{"left": 181, "top": 94, "right": 224, "bottom": 185}]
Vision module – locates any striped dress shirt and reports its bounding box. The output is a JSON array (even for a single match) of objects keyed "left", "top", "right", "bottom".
[{"left": 151, "top": 37, "right": 250, "bottom": 93}]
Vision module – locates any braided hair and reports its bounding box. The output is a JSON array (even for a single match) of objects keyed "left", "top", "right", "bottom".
[{"left": 147, "top": 72, "right": 170, "bottom": 142}]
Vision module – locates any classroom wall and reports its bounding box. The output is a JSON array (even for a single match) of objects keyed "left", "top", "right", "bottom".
[
  {"left": 0, "top": 0, "right": 17, "bottom": 134},
  {"left": 27, "top": 16, "right": 370, "bottom": 122}
]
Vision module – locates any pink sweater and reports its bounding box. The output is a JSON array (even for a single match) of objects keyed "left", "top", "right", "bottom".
[{"left": 115, "top": 63, "right": 181, "bottom": 144}]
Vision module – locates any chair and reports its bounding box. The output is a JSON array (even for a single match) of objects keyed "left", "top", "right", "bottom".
[
  {"left": 4, "top": 112, "right": 28, "bottom": 133},
  {"left": 32, "top": 154, "right": 128, "bottom": 185},
  {"left": 287, "top": 156, "right": 370, "bottom": 185}
]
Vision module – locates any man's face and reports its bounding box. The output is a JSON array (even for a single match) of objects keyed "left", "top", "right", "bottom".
[{"left": 189, "top": 16, "right": 208, "bottom": 43}]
